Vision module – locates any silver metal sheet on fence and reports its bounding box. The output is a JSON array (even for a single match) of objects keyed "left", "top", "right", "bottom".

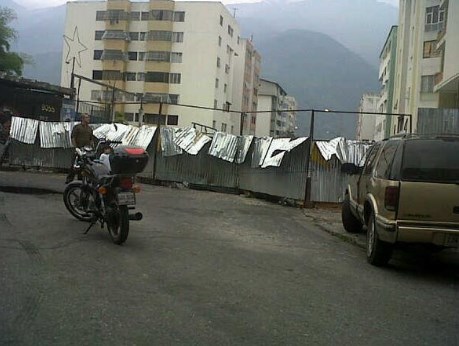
[
  {"left": 336, "top": 140, "right": 371, "bottom": 166},
  {"left": 174, "top": 127, "right": 211, "bottom": 155},
  {"left": 208, "top": 132, "right": 239, "bottom": 162},
  {"left": 161, "top": 127, "right": 183, "bottom": 156},
  {"left": 128, "top": 125, "right": 157, "bottom": 149},
  {"left": 251, "top": 137, "right": 273, "bottom": 168},
  {"left": 315, "top": 137, "right": 370, "bottom": 166},
  {"left": 261, "top": 137, "right": 308, "bottom": 168},
  {"left": 235, "top": 135, "right": 253, "bottom": 164},
  {"left": 39, "top": 122, "right": 73, "bottom": 148},
  {"left": 10, "top": 117, "right": 39, "bottom": 144}
]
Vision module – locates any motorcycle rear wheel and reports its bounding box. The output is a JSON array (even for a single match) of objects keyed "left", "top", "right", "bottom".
[
  {"left": 63, "top": 182, "right": 96, "bottom": 222},
  {"left": 106, "top": 204, "right": 129, "bottom": 245}
]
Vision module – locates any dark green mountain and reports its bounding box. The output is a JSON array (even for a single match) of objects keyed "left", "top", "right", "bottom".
[{"left": 255, "top": 29, "right": 379, "bottom": 138}]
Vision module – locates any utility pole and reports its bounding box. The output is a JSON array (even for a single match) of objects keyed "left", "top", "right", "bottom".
[{"left": 304, "top": 109, "right": 315, "bottom": 207}]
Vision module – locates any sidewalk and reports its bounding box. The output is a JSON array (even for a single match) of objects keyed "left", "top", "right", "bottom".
[{"left": 0, "top": 169, "right": 366, "bottom": 248}]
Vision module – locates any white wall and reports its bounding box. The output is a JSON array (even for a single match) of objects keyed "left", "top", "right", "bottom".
[{"left": 255, "top": 95, "right": 271, "bottom": 137}]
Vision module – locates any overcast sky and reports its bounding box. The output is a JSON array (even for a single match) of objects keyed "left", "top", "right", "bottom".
[{"left": 14, "top": 0, "right": 399, "bottom": 10}]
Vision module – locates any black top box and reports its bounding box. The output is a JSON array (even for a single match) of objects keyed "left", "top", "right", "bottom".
[{"left": 110, "top": 145, "right": 149, "bottom": 174}]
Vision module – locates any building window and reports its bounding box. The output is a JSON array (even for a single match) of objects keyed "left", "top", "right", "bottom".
[
  {"left": 228, "top": 25, "right": 233, "bottom": 37},
  {"left": 425, "top": 5, "right": 445, "bottom": 31},
  {"left": 93, "top": 50, "right": 103, "bottom": 60},
  {"left": 129, "top": 32, "right": 139, "bottom": 41},
  {"left": 138, "top": 52, "right": 145, "bottom": 61},
  {"left": 102, "top": 70, "right": 122, "bottom": 80},
  {"left": 96, "top": 11, "right": 106, "bottom": 21},
  {"left": 172, "top": 32, "right": 184, "bottom": 42},
  {"left": 224, "top": 84, "right": 227, "bottom": 93},
  {"left": 170, "top": 52, "right": 182, "bottom": 63},
  {"left": 139, "top": 32, "right": 147, "bottom": 41},
  {"left": 128, "top": 51, "right": 137, "bottom": 61},
  {"left": 221, "top": 123, "right": 227, "bottom": 132},
  {"left": 225, "top": 64, "right": 230, "bottom": 74},
  {"left": 148, "top": 30, "right": 172, "bottom": 41},
  {"left": 146, "top": 51, "right": 170, "bottom": 62},
  {"left": 167, "top": 115, "right": 179, "bottom": 125},
  {"left": 218, "top": 36, "right": 222, "bottom": 46},
  {"left": 141, "top": 11, "right": 150, "bottom": 21},
  {"left": 169, "top": 94, "right": 179, "bottom": 104},
  {"left": 174, "top": 11, "right": 185, "bottom": 22},
  {"left": 102, "top": 30, "right": 129, "bottom": 40},
  {"left": 137, "top": 72, "right": 145, "bottom": 81},
  {"left": 95, "top": 30, "right": 104, "bottom": 40},
  {"left": 91, "top": 90, "right": 101, "bottom": 100},
  {"left": 144, "top": 114, "right": 166, "bottom": 125},
  {"left": 92, "top": 70, "right": 103, "bottom": 80},
  {"left": 215, "top": 78, "right": 219, "bottom": 88},
  {"left": 145, "top": 72, "right": 169, "bottom": 83},
  {"left": 237, "top": 36, "right": 240, "bottom": 45},
  {"left": 220, "top": 15, "right": 223, "bottom": 26},
  {"left": 151, "top": 10, "right": 173, "bottom": 21},
  {"left": 214, "top": 99, "right": 218, "bottom": 109},
  {"left": 423, "top": 40, "right": 439, "bottom": 58},
  {"left": 212, "top": 120, "right": 216, "bottom": 129},
  {"left": 217, "top": 57, "right": 221, "bottom": 67},
  {"left": 125, "top": 72, "right": 136, "bottom": 81},
  {"left": 169, "top": 73, "right": 181, "bottom": 84},
  {"left": 124, "top": 112, "right": 135, "bottom": 122},
  {"left": 421, "top": 75, "right": 435, "bottom": 92},
  {"left": 130, "top": 12, "right": 140, "bottom": 21}
]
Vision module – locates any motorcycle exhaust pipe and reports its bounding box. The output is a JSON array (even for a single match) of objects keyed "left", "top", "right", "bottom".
[{"left": 129, "top": 212, "right": 143, "bottom": 221}]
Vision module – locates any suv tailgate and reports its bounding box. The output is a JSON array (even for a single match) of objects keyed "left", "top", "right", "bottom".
[{"left": 397, "top": 181, "right": 459, "bottom": 224}]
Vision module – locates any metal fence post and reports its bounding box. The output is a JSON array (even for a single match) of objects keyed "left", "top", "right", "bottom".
[{"left": 304, "top": 109, "right": 315, "bottom": 208}]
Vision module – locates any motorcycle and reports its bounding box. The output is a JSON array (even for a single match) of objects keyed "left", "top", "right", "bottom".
[{"left": 63, "top": 139, "right": 149, "bottom": 244}]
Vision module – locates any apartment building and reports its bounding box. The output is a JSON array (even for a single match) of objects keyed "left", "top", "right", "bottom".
[
  {"left": 255, "top": 79, "right": 297, "bottom": 137},
  {"left": 377, "top": 26, "right": 398, "bottom": 138},
  {"left": 391, "top": 0, "right": 459, "bottom": 134},
  {"left": 434, "top": 0, "right": 459, "bottom": 108},
  {"left": 236, "top": 38, "right": 261, "bottom": 136},
  {"left": 356, "top": 93, "right": 380, "bottom": 141},
  {"left": 61, "top": 0, "right": 247, "bottom": 133}
]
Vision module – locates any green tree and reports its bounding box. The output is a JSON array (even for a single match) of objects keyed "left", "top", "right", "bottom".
[{"left": 0, "top": 7, "right": 24, "bottom": 76}]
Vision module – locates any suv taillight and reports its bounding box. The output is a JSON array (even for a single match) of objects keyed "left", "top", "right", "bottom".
[{"left": 384, "top": 186, "right": 399, "bottom": 211}]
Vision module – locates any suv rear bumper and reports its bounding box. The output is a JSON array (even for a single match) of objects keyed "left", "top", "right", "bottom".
[{"left": 376, "top": 218, "right": 459, "bottom": 247}]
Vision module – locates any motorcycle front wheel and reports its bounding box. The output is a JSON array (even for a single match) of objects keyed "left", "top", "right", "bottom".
[
  {"left": 106, "top": 204, "right": 129, "bottom": 245},
  {"left": 63, "top": 182, "right": 96, "bottom": 222}
]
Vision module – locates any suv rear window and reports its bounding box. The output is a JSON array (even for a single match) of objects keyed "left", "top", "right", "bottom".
[{"left": 401, "top": 138, "right": 459, "bottom": 183}]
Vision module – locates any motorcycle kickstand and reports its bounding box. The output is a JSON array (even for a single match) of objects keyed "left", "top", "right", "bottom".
[{"left": 83, "top": 221, "right": 96, "bottom": 234}]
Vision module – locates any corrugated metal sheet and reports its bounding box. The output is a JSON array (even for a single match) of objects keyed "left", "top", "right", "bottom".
[
  {"left": 160, "top": 127, "right": 183, "bottom": 157},
  {"left": 174, "top": 127, "right": 212, "bottom": 155},
  {"left": 251, "top": 137, "right": 273, "bottom": 168},
  {"left": 261, "top": 137, "right": 308, "bottom": 168},
  {"left": 315, "top": 137, "right": 370, "bottom": 166},
  {"left": 155, "top": 141, "right": 238, "bottom": 188},
  {"left": 208, "top": 132, "right": 239, "bottom": 162},
  {"left": 39, "top": 122, "right": 73, "bottom": 148},
  {"left": 239, "top": 139, "right": 310, "bottom": 200},
  {"left": 235, "top": 135, "right": 253, "bottom": 164},
  {"left": 417, "top": 108, "right": 459, "bottom": 135},
  {"left": 10, "top": 117, "right": 39, "bottom": 144}
]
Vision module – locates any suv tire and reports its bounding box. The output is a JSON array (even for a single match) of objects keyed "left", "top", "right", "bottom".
[
  {"left": 342, "top": 194, "right": 363, "bottom": 233},
  {"left": 367, "top": 212, "right": 393, "bottom": 266}
]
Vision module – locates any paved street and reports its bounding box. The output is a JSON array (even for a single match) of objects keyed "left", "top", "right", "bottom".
[{"left": 0, "top": 171, "right": 458, "bottom": 345}]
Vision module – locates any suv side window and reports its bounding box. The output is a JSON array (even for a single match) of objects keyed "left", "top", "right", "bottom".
[
  {"left": 375, "top": 140, "right": 400, "bottom": 179},
  {"left": 363, "top": 143, "right": 382, "bottom": 175},
  {"left": 389, "top": 141, "right": 404, "bottom": 180}
]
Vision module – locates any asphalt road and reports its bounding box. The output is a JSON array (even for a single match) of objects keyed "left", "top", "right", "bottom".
[{"left": 0, "top": 184, "right": 458, "bottom": 345}]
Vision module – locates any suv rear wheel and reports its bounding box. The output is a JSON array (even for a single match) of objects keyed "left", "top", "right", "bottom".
[
  {"left": 367, "top": 212, "right": 393, "bottom": 266},
  {"left": 342, "top": 194, "right": 363, "bottom": 233}
]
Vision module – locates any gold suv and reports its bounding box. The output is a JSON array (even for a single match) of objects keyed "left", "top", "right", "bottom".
[{"left": 342, "top": 135, "right": 459, "bottom": 266}]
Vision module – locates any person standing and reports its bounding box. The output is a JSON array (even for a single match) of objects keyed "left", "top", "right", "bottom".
[{"left": 66, "top": 113, "right": 94, "bottom": 184}]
